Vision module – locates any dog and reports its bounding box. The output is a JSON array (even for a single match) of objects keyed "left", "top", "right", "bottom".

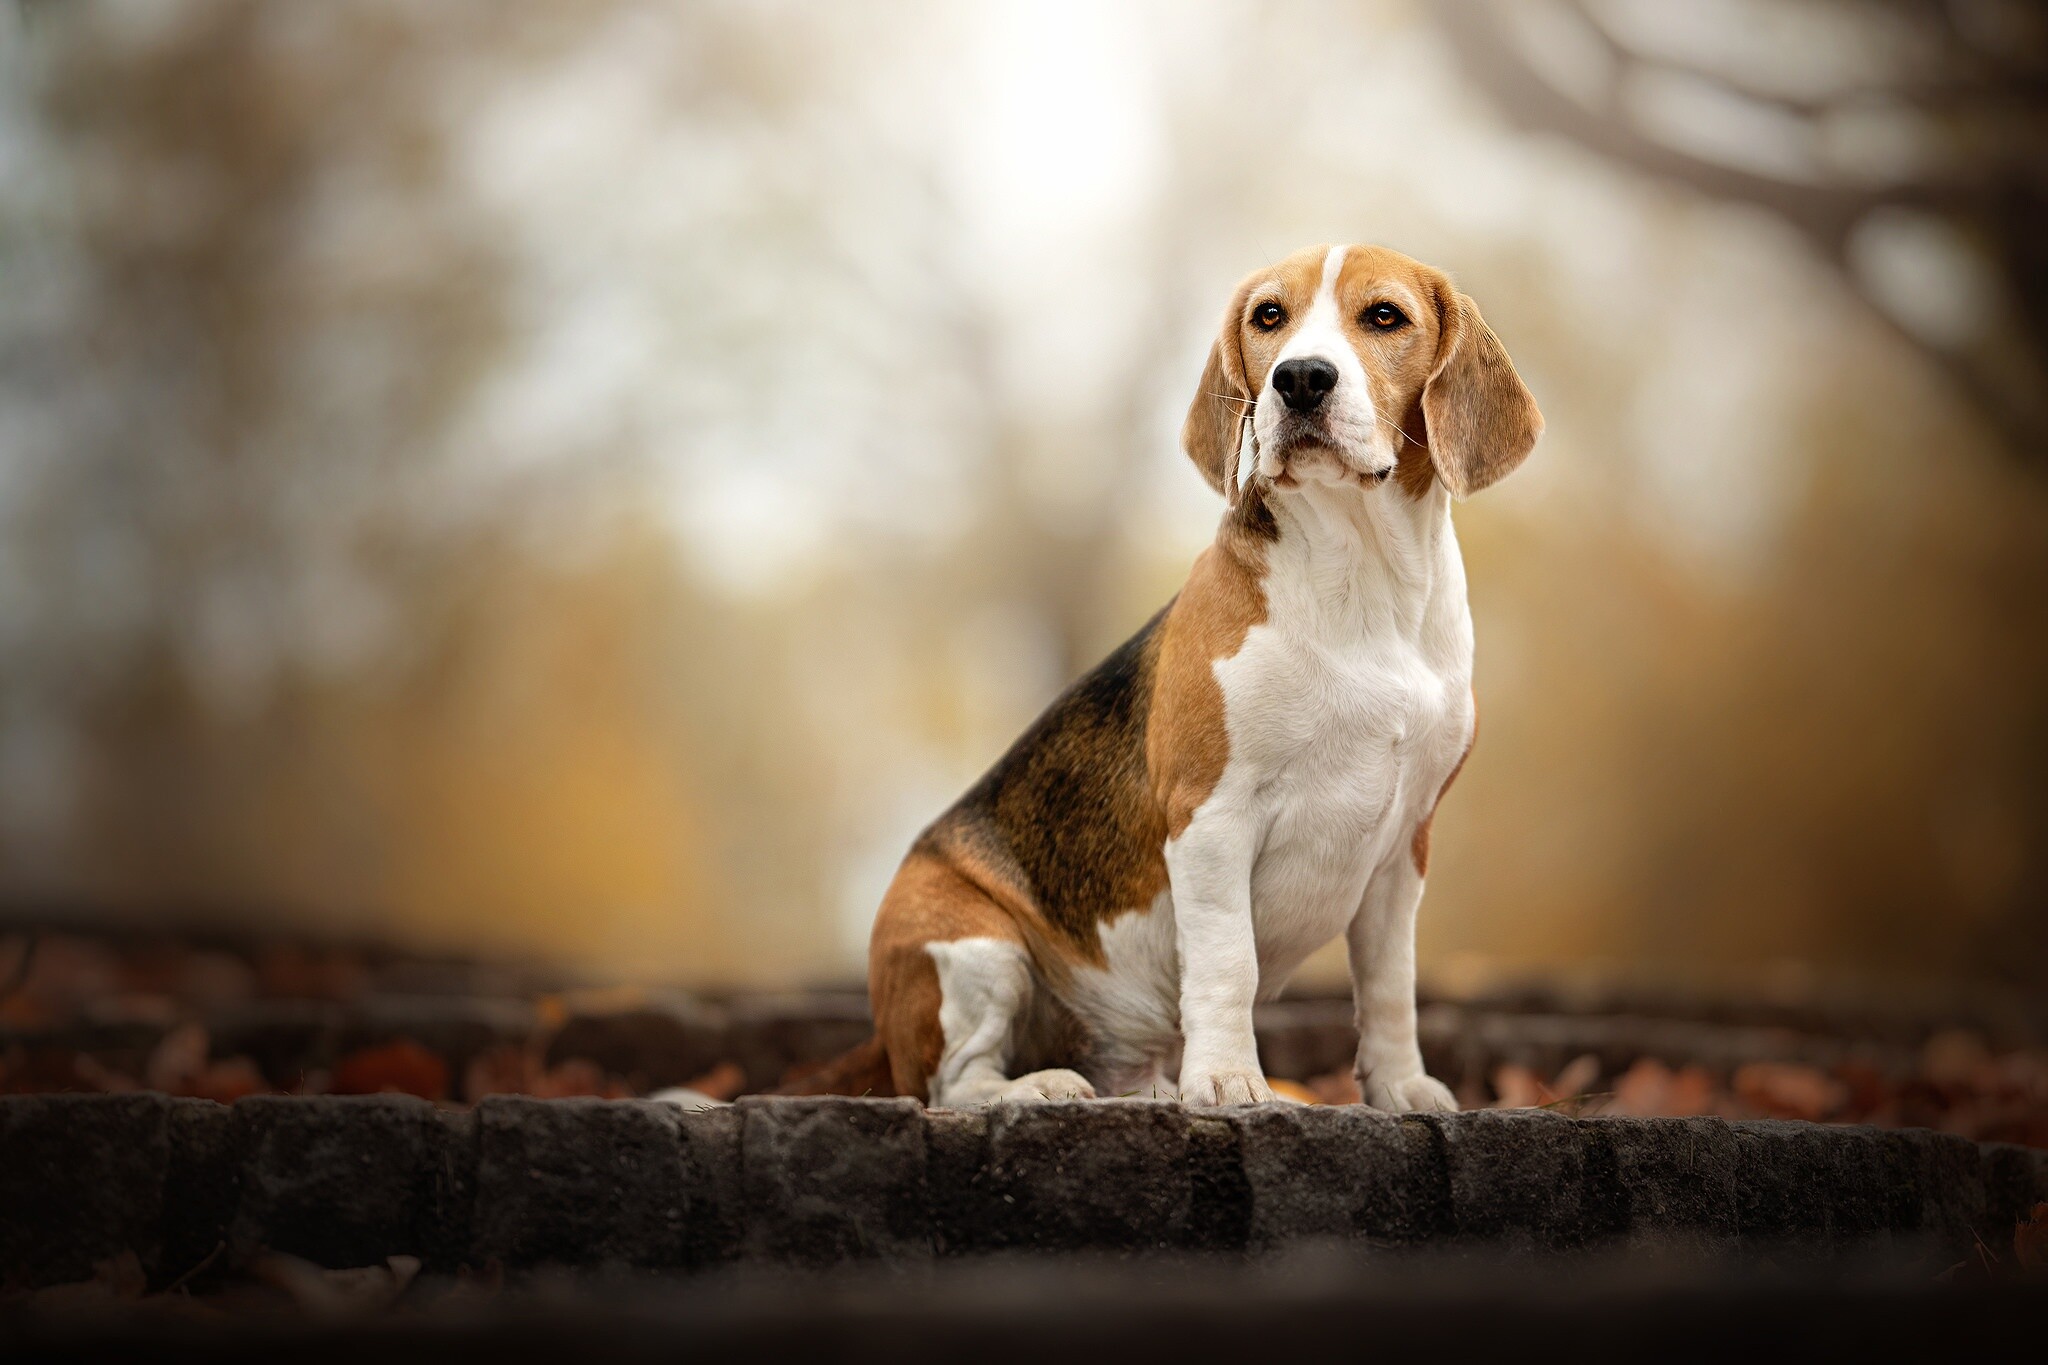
[{"left": 799, "top": 243, "right": 1542, "bottom": 1109}]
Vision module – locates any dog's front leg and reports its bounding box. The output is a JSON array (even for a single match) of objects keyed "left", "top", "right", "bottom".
[
  {"left": 1346, "top": 853, "right": 1457, "bottom": 1112},
  {"left": 1165, "top": 808, "right": 1272, "bottom": 1105}
]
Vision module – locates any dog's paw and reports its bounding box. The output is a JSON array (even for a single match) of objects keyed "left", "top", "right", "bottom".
[
  {"left": 1361, "top": 1070, "right": 1458, "bottom": 1114},
  {"left": 995, "top": 1069, "right": 1097, "bottom": 1102},
  {"left": 1176, "top": 1068, "right": 1275, "bottom": 1107}
]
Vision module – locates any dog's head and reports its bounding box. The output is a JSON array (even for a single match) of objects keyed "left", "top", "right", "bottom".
[{"left": 1182, "top": 244, "right": 1542, "bottom": 505}]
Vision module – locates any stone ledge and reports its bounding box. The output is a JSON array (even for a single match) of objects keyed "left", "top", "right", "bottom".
[{"left": 3, "top": 1094, "right": 2042, "bottom": 1289}]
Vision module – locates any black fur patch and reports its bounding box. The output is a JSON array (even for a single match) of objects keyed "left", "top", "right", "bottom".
[{"left": 918, "top": 605, "right": 1172, "bottom": 949}]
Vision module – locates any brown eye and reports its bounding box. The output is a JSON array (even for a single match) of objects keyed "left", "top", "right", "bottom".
[
  {"left": 1252, "top": 301, "right": 1285, "bottom": 330},
  {"left": 1364, "top": 303, "right": 1407, "bottom": 330}
]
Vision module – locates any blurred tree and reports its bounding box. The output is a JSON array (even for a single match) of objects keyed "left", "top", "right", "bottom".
[{"left": 1436, "top": 0, "right": 2048, "bottom": 462}]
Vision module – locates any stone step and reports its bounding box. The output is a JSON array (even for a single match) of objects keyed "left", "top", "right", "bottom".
[{"left": 4, "top": 1094, "right": 2043, "bottom": 1292}]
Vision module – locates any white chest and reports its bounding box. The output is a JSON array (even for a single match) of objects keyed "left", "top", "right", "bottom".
[
  {"left": 1222, "top": 631, "right": 1469, "bottom": 972},
  {"left": 1065, "top": 491, "right": 1476, "bottom": 1073},
  {"left": 1209, "top": 505, "right": 1475, "bottom": 992}
]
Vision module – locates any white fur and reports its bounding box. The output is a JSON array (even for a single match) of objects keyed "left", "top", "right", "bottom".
[
  {"left": 925, "top": 937, "right": 1095, "bottom": 1106},
  {"left": 1160, "top": 474, "right": 1471, "bottom": 1109}
]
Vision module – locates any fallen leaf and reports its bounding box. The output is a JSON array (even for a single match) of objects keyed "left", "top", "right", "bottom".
[
  {"left": 0, "top": 1046, "right": 137, "bottom": 1095},
  {"left": 533, "top": 1057, "right": 630, "bottom": 1099},
  {"left": 1609, "top": 1058, "right": 1674, "bottom": 1117},
  {"left": 1491, "top": 1063, "right": 1548, "bottom": 1109},
  {"left": 183, "top": 1057, "right": 269, "bottom": 1104},
  {"left": 146, "top": 1022, "right": 211, "bottom": 1092},
  {"left": 1922, "top": 1029, "right": 1993, "bottom": 1092},
  {"left": 463, "top": 1044, "right": 541, "bottom": 1102},
  {"left": 1266, "top": 1077, "right": 1320, "bottom": 1104},
  {"left": 682, "top": 1061, "right": 747, "bottom": 1101},
  {"left": 1305, "top": 1070, "right": 1362, "bottom": 1105},
  {"left": 329, "top": 1040, "right": 448, "bottom": 1100},
  {"left": 1551, "top": 1054, "right": 1601, "bottom": 1102},
  {"left": 1665, "top": 1064, "right": 1720, "bottom": 1117},
  {"left": 254, "top": 945, "right": 366, "bottom": 1003},
  {"left": 1732, "top": 1062, "right": 1847, "bottom": 1121},
  {"left": 250, "top": 1253, "right": 420, "bottom": 1318}
]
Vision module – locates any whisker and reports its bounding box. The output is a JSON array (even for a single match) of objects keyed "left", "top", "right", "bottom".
[{"left": 1369, "top": 411, "right": 1424, "bottom": 451}]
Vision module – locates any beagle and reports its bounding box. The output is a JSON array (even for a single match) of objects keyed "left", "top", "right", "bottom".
[{"left": 808, "top": 244, "right": 1541, "bottom": 1109}]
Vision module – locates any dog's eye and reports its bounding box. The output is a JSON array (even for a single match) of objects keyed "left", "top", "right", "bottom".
[
  {"left": 1363, "top": 303, "right": 1407, "bottom": 330},
  {"left": 1252, "top": 301, "right": 1286, "bottom": 330}
]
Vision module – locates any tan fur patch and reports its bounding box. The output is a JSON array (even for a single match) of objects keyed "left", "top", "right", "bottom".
[
  {"left": 1149, "top": 528, "right": 1271, "bottom": 839},
  {"left": 867, "top": 850, "right": 1032, "bottom": 1100},
  {"left": 1418, "top": 283, "right": 1543, "bottom": 498}
]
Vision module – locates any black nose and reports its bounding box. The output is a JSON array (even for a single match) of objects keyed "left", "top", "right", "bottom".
[{"left": 1272, "top": 357, "right": 1338, "bottom": 413}]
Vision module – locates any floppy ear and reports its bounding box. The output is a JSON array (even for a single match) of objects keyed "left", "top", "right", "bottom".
[
  {"left": 1180, "top": 282, "right": 1256, "bottom": 507},
  {"left": 1421, "top": 288, "right": 1543, "bottom": 498}
]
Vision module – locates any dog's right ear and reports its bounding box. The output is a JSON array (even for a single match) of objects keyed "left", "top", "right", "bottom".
[{"left": 1180, "top": 280, "right": 1256, "bottom": 507}]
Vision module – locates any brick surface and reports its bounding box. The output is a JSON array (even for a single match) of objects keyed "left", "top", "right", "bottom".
[
  {"left": 1980, "top": 1141, "right": 2048, "bottom": 1238},
  {"left": 972, "top": 1100, "right": 1194, "bottom": 1253},
  {"left": 0, "top": 1093, "right": 172, "bottom": 1288},
  {"left": 1435, "top": 1108, "right": 1588, "bottom": 1249},
  {"left": 1581, "top": 1117, "right": 1739, "bottom": 1252},
  {"left": 1885, "top": 1127, "right": 1987, "bottom": 1256},
  {"left": 924, "top": 1107, "right": 994, "bottom": 1255},
  {"left": 1184, "top": 1113, "right": 1254, "bottom": 1251},
  {"left": 160, "top": 1098, "right": 239, "bottom": 1286},
  {"left": 738, "top": 1096, "right": 929, "bottom": 1265},
  {"left": 1730, "top": 1120, "right": 1895, "bottom": 1248},
  {"left": 229, "top": 1095, "right": 471, "bottom": 1270},
  {"left": 472, "top": 1097, "right": 717, "bottom": 1270},
  {"left": 4, "top": 1095, "right": 2045, "bottom": 1287},
  {"left": 1232, "top": 1105, "right": 1446, "bottom": 1248}
]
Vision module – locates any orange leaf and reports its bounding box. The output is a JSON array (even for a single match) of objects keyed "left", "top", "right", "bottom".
[
  {"left": 184, "top": 1056, "right": 269, "bottom": 1104},
  {"left": 2015, "top": 1203, "right": 2048, "bottom": 1274},
  {"left": 1491, "top": 1063, "right": 1549, "bottom": 1109},
  {"left": 1306, "top": 1070, "right": 1362, "bottom": 1105},
  {"left": 146, "top": 1021, "right": 211, "bottom": 1093},
  {"left": 534, "top": 1057, "right": 610, "bottom": 1098},
  {"left": 1266, "top": 1077, "right": 1320, "bottom": 1105},
  {"left": 682, "top": 1061, "right": 747, "bottom": 1101},
  {"left": 330, "top": 1040, "right": 448, "bottom": 1100},
  {"left": 463, "top": 1044, "right": 542, "bottom": 1102},
  {"left": 1732, "top": 1062, "right": 1846, "bottom": 1122}
]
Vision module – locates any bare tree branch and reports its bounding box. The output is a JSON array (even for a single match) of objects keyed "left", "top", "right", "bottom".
[{"left": 1434, "top": 0, "right": 2048, "bottom": 462}]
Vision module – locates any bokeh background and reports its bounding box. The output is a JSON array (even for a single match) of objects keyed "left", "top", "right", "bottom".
[{"left": 2, "top": 0, "right": 2044, "bottom": 999}]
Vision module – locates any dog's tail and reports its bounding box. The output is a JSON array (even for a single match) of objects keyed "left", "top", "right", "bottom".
[{"left": 769, "top": 1034, "right": 897, "bottom": 1098}]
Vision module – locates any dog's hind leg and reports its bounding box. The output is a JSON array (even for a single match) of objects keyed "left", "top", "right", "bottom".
[{"left": 870, "top": 851, "right": 1095, "bottom": 1107}]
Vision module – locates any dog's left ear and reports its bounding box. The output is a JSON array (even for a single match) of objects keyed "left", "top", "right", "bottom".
[
  {"left": 1421, "top": 286, "right": 1543, "bottom": 498},
  {"left": 1180, "top": 280, "right": 1257, "bottom": 507}
]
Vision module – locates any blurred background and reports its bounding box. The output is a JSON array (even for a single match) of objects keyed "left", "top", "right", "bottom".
[{"left": 2, "top": 0, "right": 2044, "bottom": 999}]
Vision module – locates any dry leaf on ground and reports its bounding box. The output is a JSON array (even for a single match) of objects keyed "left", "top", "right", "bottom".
[
  {"left": 250, "top": 1253, "right": 420, "bottom": 1318},
  {"left": 329, "top": 1040, "right": 449, "bottom": 1100}
]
